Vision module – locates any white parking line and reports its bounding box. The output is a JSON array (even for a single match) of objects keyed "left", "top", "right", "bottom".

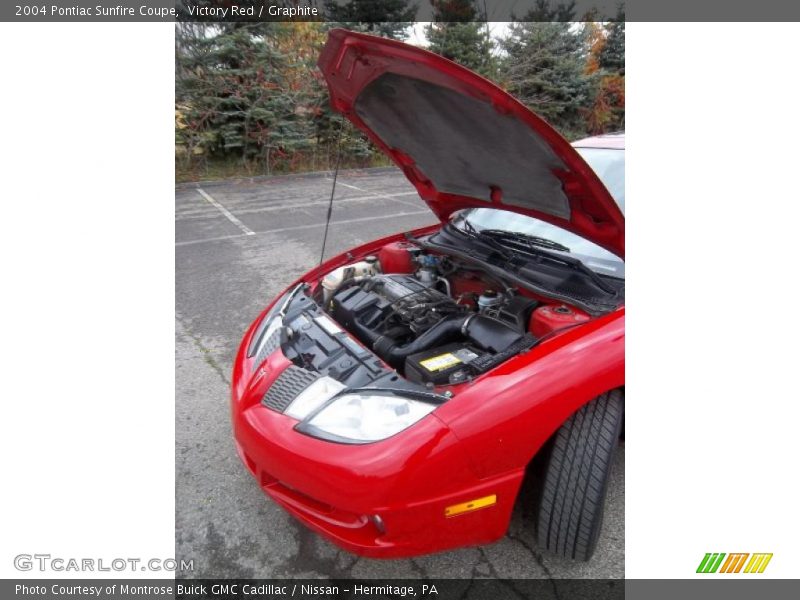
[
  {"left": 196, "top": 188, "right": 255, "bottom": 236},
  {"left": 331, "top": 179, "right": 423, "bottom": 209},
  {"left": 175, "top": 209, "right": 432, "bottom": 247},
  {"left": 176, "top": 190, "right": 420, "bottom": 219}
]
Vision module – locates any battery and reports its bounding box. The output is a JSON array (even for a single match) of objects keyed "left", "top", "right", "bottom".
[{"left": 405, "top": 342, "right": 484, "bottom": 386}]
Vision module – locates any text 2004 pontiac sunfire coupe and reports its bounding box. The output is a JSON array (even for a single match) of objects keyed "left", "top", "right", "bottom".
[{"left": 231, "top": 30, "right": 624, "bottom": 562}]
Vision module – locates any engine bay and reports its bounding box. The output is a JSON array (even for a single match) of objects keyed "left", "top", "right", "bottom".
[
  {"left": 329, "top": 272, "right": 535, "bottom": 385},
  {"left": 274, "top": 239, "right": 598, "bottom": 390}
]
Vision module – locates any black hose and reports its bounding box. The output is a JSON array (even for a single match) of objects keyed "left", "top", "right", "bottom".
[
  {"left": 374, "top": 316, "right": 469, "bottom": 369},
  {"left": 353, "top": 313, "right": 524, "bottom": 370}
]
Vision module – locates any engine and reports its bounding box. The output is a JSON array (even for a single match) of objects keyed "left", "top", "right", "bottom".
[
  {"left": 330, "top": 274, "right": 464, "bottom": 342},
  {"left": 327, "top": 264, "right": 538, "bottom": 386}
]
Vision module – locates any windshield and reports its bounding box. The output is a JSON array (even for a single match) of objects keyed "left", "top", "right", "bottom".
[
  {"left": 454, "top": 147, "right": 625, "bottom": 279},
  {"left": 575, "top": 147, "right": 625, "bottom": 211}
]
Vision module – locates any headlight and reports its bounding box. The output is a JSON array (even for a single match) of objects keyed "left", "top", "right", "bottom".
[
  {"left": 247, "top": 284, "right": 303, "bottom": 358},
  {"left": 284, "top": 377, "right": 345, "bottom": 420},
  {"left": 247, "top": 300, "right": 285, "bottom": 357},
  {"left": 295, "top": 391, "right": 438, "bottom": 444},
  {"left": 248, "top": 312, "right": 284, "bottom": 358}
]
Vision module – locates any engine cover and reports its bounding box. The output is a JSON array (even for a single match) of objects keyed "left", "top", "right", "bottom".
[
  {"left": 369, "top": 274, "right": 434, "bottom": 303},
  {"left": 330, "top": 275, "right": 463, "bottom": 346}
]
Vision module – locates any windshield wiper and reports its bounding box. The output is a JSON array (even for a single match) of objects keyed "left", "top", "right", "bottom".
[
  {"left": 451, "top": 219, "right": 515, "bottom": 263},
  {"left": 510, "top": 241, "right": 618, "bottom": 294},
  {"left": 478, "top": 229, "right": 571, "bottom": 253},
  {"left": 457, "top": 222, "right": 617, "bottom": 296}
]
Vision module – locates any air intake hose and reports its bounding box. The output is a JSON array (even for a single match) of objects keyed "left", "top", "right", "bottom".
[{"left": 358, "top": 314, "right": 523, "bottom": 370}]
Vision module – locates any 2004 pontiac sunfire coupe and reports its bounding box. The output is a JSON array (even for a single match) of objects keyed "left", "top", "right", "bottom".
[{"left": 231, "top": 30, "right": 624, "bottom": 562}]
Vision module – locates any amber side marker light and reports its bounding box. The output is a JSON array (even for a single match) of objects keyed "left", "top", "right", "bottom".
[{"left": 445, "top": 494, "right": 497, "bottom": 517}]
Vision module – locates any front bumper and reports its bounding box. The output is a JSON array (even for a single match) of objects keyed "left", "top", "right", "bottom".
[{"left": 231, "top": 352, "right": 523, "bottom": 558}]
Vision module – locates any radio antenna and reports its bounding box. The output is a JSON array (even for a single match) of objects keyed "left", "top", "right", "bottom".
[{"left": 319, "top": 117, "right": 344, "bottom": 267}]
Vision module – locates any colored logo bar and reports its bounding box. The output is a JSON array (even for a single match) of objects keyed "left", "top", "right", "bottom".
[{"left": 697, "top": 553, "right": 773, "bottom": 574}]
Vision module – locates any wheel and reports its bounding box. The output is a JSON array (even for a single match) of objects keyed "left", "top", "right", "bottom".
[{"left": 536, "top": 389, "right": 624, "bottom": 561}]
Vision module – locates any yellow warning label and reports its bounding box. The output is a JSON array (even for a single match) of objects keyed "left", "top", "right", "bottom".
[{"left": 419, "top": 352, "right": 462, "bottom": 372}]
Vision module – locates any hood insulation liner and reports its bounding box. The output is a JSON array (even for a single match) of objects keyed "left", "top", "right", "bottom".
[{"left": 354, "top": 72, "right": 571, "bottom": 220}]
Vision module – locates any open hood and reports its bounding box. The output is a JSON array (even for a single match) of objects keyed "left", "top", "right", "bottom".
[{"left": 318, "top": 29, "right": 625, "bottom": 259}]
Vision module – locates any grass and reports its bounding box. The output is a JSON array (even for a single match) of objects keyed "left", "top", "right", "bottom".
[{"left": 176, "top": 154, "right": 393, "bottom": 184}]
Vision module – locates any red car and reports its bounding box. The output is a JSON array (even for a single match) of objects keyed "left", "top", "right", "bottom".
[{"left": 231, "top": 30, "right": 624, "bottom": 561}]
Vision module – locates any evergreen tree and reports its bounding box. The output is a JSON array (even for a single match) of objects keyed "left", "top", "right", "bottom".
[
  {"left": 599, "top": 8, "right": 625, "bottom": 75},
  {"left": 175, "top": 23, "right": 323, "bottom": 174},
  {"left": 519, "top": 0, "right": 576, "bottom": 21},
  {"left": 500, "top": 21, "right": 594, "bottom": 137},
  {"left": 425, "top": 0, "right": 494, "bottom": 77},
  {"left": 324, "top": 0, "right": 416, "bottom": 40},
  {"left": 175, "top": 22, "right": 386, "bottom": 177},
  {"left": 586, "top": 8, "right": 625, "bottom": 133}
]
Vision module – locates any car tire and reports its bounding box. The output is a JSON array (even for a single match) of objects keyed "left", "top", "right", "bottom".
[{"left": 536, "top": 388, "right": 624, "bottom": 561}]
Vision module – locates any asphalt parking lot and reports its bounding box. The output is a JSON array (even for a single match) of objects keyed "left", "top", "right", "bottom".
[{"left": 175, "top": 167, "right": 624, "bottom": 579}]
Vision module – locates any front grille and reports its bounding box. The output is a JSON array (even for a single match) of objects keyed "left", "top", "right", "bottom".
[{"left": 262, "top": 365, "right": 319, "bottom": 413}]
